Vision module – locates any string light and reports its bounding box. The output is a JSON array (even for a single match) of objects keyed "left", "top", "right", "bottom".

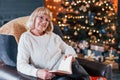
[
  {"left": 44, "top": 0, "right": 63, "bottom": 23},
  {"left": 53, "top": 0, "right": 61, "bottom": 2},
  {"left": 45, "top": 0, "right": 118, "bottom": 46}
]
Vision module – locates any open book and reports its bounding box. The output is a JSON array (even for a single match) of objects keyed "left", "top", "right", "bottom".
[{"left": 49, "top": 56, "right": 73, "bottom": 75}]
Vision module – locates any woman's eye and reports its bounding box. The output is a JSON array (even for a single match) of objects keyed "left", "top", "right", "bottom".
[
  {"left": 40, "top": 16, "right": 43, "bottom": 19},
  {"left": 46, "top": 19, "right": 49, "bottom": 22}
]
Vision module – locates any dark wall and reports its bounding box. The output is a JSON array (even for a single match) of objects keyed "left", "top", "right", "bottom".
[
  {"left": 0, "top": 0, "right": 44, "bottom": 26},
  {"left": 118, "top": 0, "right": 120, "bottom": 23}
]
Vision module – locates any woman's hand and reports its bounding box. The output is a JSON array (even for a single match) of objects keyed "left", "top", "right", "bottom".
[
  {"left": 36, "top": 69, "right": 55, "bottom": 79},
  {"left": 64, "top": 54, "right": 76, "bottom": 62}
]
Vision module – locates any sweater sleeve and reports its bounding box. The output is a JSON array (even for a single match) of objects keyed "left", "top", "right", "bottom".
[
  {"left": 56, "top": 35, "right": 77, "bottom": 57},
  {"left": 17, "top": 34, "right": 38, "bottom": 77}
]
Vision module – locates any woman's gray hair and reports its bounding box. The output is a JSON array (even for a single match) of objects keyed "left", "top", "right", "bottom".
[{"left": 26, "top": 7, "right": 53, "bottom": 33}]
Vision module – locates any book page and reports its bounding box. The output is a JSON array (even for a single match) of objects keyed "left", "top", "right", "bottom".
[{"left": 50, "top": 56, "right": 73, "bottom": 74}]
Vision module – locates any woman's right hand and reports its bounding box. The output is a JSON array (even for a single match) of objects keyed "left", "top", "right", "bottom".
[{"left": 36, "top": 69, "right": 55, "bottom": 79}]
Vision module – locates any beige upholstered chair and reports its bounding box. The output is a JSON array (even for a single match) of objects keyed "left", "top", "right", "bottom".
[{"left": 0, "top": 16, "right": 64, "bottom": 80}]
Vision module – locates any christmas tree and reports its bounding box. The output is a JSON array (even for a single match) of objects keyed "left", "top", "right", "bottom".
[{"left": 57, "top": 0, "right": 118, "bottom": 46}]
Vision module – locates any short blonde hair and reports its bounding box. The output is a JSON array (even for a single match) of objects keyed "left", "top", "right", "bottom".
[{"left": 26, "top": 7, "right": 53, "bottom": 33}]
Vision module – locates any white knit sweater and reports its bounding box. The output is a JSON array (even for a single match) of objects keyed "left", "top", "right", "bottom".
[{"left": 17, "top": 30, "right": 77, "bottom": 77}]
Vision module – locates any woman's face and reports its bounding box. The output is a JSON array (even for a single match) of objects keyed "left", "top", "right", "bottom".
[{"left": 34, "top": 13, "right": 50, "bottom": 33}]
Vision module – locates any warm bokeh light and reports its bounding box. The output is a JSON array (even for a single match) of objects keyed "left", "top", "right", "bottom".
[
  {"left": 44, "top": 0, "right": 118, "bottom": 24},
  {"left": 44, "top": 0, "right": 64, "bottom": 24},
  {"left": 111, "top": 0, "right": 118, "bottom": 13}
]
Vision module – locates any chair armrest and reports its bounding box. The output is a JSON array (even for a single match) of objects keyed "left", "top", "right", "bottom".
[
  {"left": 0, "top": 61, "right": 33, "bottom": 80},
  {"left": 76, "top": 58, "right": 112, "bottom": 80}
]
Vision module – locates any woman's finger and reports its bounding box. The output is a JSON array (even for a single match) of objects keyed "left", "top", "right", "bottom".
[
  {"left": 68, "top": 54, "right": 72, "bottom": 57},
  {"left": 64, "top": 55, "right": 67, "bottom": 60}
]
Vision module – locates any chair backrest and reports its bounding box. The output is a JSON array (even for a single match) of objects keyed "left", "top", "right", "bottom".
[
  {"left": 0, "top": 16, "right": 63, "bottom": 43},
  {"left": 0, "top": 16, "right": 29, "bottom": 43}
]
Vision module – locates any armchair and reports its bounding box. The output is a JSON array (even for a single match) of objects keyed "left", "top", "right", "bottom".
[{"left": 0, "top": 16, "right": 112, "bottom": 80}]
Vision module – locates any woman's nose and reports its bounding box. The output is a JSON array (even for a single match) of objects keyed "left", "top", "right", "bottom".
[
  {"left": 41, "top": 20, "right": 48, "bottom": 26},
  {"left": 42, "top": 20, "right": 47, "bottom": 24},
  {"left": 42, "top": 19, "right": 47, "bottom": 23}
]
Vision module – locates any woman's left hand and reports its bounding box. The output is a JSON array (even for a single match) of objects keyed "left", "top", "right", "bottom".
[{"left": 64, "top": 54, "right": 76, "bottom": 62}]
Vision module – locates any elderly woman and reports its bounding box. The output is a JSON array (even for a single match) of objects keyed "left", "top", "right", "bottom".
[{"left": 17, "top": 7, "right": 89, "bottom": 80}]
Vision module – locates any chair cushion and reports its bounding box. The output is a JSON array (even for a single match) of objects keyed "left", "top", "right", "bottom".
[{"left": 0, "top": 34, "right": 18, "bottom": 67}]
